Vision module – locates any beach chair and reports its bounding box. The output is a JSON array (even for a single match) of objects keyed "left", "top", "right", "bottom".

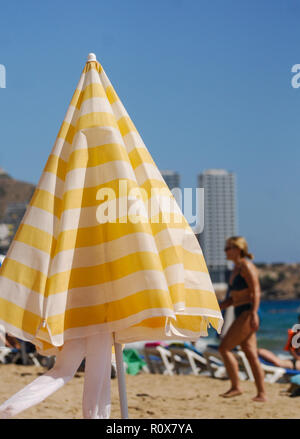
[
  {"left": 0, "top": 329, "right": 22, "bottom": 364},
  {"left": 258, "top": 357, "right": 300, "bottom": 383},
  {"left": 202, "top": 347, "right": 228, "bottom": 379},
  {"left": 0, "top": 346, "right": 14, "bottom": 364},
  {"left": 203, "top": 344, "right": 254, "bottom": 381},
  {"left": 0, "top": 327, "right": 54, "bottom": 368},
  {"left": 2, "top": 343, "right": 55, "bottom": 368},
  {"left": 167, "top": 343, "right": 209, "bottom": 376},
  {"left": 203, "top": 344, "right": 289, "bottom": 383},
  {"left": 123, "top": 349, "right": 148, "bottom": 375},
  {"left": 288, "top": 373, "right": 300, "bottom": 397},
  {"left": 143, "top": 343, "right": 175, "bottom": 375},
  {"left": 234, "top": 352, "right": 298, "bottom": 383},
  {"left": 0, "top": 325, "right": 11, "bottom": 363},
  {"left": 10, "top": 341, "right": 42, "bottom": 366}
]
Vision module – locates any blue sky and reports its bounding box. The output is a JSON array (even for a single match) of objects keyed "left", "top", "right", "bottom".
[{"left": 0, "top": 0, "right": 299, "bottom": 262}]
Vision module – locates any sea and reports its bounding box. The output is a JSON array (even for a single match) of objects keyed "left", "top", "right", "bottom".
[
  {"left": 255, "top": 300, "right": 300, "bottom": 354},
  {"left": 125, "top": 300, "right": 300, "bottom": 356}
]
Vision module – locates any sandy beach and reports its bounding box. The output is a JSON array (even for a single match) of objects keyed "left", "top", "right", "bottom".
[{"left": 0, "top": 364, "right": 299, "bottom": 419}]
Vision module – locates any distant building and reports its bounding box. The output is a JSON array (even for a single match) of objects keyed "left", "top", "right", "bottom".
[
  {"left": 160, "top": 170, "right": 181, "bottom": 207},
  {"left": 160, "top": 170, "right": 180, "bottom": 191},
  {"left": 197, "top": 169, "right": 237, "bottom": 284}
]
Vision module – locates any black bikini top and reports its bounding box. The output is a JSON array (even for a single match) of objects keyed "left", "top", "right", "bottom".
[{"left": 228, "top": 268, "right": 248, "bottom": 291}]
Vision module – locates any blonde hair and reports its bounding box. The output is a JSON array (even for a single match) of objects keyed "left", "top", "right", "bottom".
[{"left": 226, "top": 236, "right": 254, "bottom": 260}]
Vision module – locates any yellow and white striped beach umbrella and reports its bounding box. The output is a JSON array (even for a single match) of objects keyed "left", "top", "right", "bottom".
[{"left": 0, "top": 53, "right": 223, "bottom": 356}]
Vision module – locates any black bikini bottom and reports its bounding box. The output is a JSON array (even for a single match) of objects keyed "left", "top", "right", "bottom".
[{"left": 234, "top": 303, "right": 252, "bottom": 319}]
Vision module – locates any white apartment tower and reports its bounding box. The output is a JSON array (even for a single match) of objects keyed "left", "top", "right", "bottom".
[{"left": 198, "top": 169, "right": 237, "bottom": 283}]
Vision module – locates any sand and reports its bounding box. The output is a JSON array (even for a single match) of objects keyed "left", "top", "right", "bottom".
[{"left": 0, "top": 364, "right": 300, "bottom": 419}]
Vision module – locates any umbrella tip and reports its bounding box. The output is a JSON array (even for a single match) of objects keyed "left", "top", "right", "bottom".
[{"left": 87, "top": 53, "right": 97, "bottom": 62}]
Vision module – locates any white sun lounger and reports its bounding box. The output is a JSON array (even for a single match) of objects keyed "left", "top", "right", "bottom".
[{"left": 203, "top": 345, "right": 286, "bottom": 383}]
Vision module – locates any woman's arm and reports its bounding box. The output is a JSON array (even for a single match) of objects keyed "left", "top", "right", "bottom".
[{"left": 219, "top": 297, "right": 233, "bottom": 310}]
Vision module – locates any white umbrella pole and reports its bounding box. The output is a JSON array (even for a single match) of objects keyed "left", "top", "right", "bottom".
[
  {"left": 87, "top": 53, "right": 128, "bottom": 419},
  {"left": 113, "top": 333, "right": 129, "bottom": 419}
]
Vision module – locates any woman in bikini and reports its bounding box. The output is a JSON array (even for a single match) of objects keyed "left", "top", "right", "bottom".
[{"left": 219, "top": 236, "right": 267, "bottom": 402}]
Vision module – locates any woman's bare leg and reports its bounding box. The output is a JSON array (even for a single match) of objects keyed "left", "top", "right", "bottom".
[
  {"left": 257, "top": 348, "right": 294, "bottom": 369},
  {"left": 241, "top": 333, "right": 267, "bottom": 402},
  {"left": 219, "top": 312, "right": 253, "bottom": 397}
]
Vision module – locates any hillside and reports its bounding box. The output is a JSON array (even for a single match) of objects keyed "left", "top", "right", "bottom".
[
  {"left": 257, "top": 263, "right": 300, "bottom": 300},
  {"left": 0, "top": 168, "right": 35, "bottom": 221},
  {"left": 215, "top": 263, "right": 300, "bottom": 301}
]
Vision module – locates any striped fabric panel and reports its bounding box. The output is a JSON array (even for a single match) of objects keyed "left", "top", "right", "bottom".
[
  {"left": 0, "top": 58, "right": 223, "bottom": 354},
  {"left": 2, "top": 245, "right": 208, "bottom": 297},
  {"left": 2, "top": 257, "right": 209, "bottom": 304},
  {"left": 0, "top": 260, "right": 216, "bottom": 318}
]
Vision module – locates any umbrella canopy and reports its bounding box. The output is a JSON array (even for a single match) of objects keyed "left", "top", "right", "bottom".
[{"left": 0, "top": 53, "right": 223, "bottom": 355}]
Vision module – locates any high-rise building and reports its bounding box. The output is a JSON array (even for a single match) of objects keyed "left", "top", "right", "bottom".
[
  {"left": 160, "top": 170, "right": 180, "bottom": 191},
  {"left": 197, "top": 169, "right": 237, "bottom": 283}
]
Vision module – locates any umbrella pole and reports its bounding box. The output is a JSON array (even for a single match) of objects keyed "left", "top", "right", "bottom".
[{"left": 113, "top": 333, "right": 129, "bottom": 419}]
